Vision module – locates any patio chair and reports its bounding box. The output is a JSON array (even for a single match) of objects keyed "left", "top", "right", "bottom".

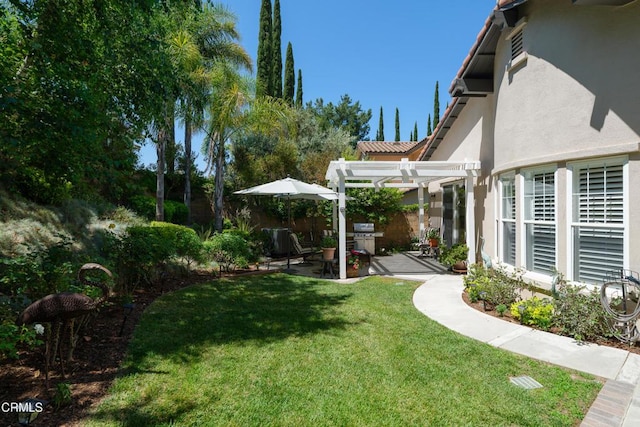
[{"left": 289, "top": 233, "right": 318, "bottom": 264}]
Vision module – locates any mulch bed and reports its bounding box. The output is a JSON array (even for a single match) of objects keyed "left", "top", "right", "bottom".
[
  {"left": 0, "top": 269, "right": 236, "bottom": 427},
  {"left": 461, "top": 291, "right": 640, "bottom": 355}
]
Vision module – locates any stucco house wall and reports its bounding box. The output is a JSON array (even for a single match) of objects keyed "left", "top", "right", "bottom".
[{"left": 424, "top": 0, "right": 640, "bottom": 285}]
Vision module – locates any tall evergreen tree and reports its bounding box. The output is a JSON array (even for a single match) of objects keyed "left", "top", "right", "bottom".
[
  {"left": 272, "top": 0, "right": 282, "bottom": 98},
  {"left": 256, "top": 0, "right": 273, "bottom": 97},
  {"left": 394, "top": 108, "right": 400, "bottom": 141},
  {"left": 413, "top": 121, "right": 418, "bottom": 141},
  {"left": 433, "top": 81, "right": 440, "bottom": 131},
  {"left": 427, "top": 114, "right": 432, "bottom": 136},
  {"left": 295, "top": 69, "right": 303, "bottom": 107},
  {"left": 376, "top": 107, "right": 384, "bottom": 141},
  {"left": 283, "top": 42, "right": 295, "bottom": 105}
]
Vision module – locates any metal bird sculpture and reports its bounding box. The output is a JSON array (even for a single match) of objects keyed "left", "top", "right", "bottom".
[{"left": 16, "top": 263, "right": 112, "bottom": 385}]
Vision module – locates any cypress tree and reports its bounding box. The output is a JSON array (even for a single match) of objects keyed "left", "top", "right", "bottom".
[
  {"left": 376, "top": 107, "right": 384, "bottom": 141},
  {"left": 272, "top": 0, "right": 282, "bottom": 98},
  {"left": 394, "top": 108, "right": 400, "bottom": 141},
  {"left": 427, "top": 114, "right": 432, "bottom": 136},
  {"left": 413, "top": 121, "right": 418, "bottom": 141},
  {"left": 283, "top": 42, "right": 295, "bottom": 105},
  {"left": 433, "top": 81, "right": 440, "bottom": 131},
  {"left": 256, "top": 0, "right": 273, "bottom": 97},
  {"left": 295, "top": 69, "right": 303, "bottom": 107}
]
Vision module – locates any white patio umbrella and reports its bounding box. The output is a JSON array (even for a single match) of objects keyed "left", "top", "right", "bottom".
[{"left": 233, "top": 177, "right": 338, "bottom": 272}]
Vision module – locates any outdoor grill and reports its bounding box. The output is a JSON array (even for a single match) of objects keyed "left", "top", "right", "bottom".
[{"left": 352, "top": 223, "right": 383, "bottom": 254}]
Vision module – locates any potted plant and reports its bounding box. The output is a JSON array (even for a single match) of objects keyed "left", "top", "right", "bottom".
[
  {"left": 320, "top": 236, "right": 337, "bottom": 260},
  {"left": 426, "top": 228, "right": 440, "bottom": 247},
  {"left": 346, "top": 253, "right": 361, "bottom": 277},
  {"left": 440, "top": 243, "right": 469, "bottom": 274}
]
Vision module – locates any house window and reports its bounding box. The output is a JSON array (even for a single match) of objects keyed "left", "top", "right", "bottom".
[
  {"left": 499, "top": 173, "right": 516, "bottom": 265},
  {"left": 523, "top": 168, "right": 556, "bottom": 275},
  {"left": 571, "top": 159, "right": 626, "bottom": 283}
]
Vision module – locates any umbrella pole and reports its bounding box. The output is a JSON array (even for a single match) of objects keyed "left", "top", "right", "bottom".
[
  {"left": 287, "top": 195, "right": 291, "bottom": 270},
  {"left": 283, "top": 195, "right": 297, "bottom": 274}
]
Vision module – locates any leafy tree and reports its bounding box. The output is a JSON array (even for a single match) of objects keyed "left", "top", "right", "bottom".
[
  {"left": 256, "top": 0, "right": 272, "bottom": 97},
  {"left": 271, "top": 0, "right": 282, "bottom": 98},
  {"left": 346, "top": 188, "right": 403, "bottom": 225},
  {"left": 376, "top": 107, "right": 385, "bottom": 141},
  {"left": 308, "top": 94, "right": 372, "bottom": 146},
  {"left": 427, "top": 114, "right": 432, "bottom": 136},
  {"left": 433, "top": 81, "right": 440, "bottom": 131},
  {"left": 295, "top": 69, "right": 303, "bottom": 108},
  {"left": 203, "top": 63, "right": 294, "bottom": 232},
  {"left": 395, "top": 108, "right": 400, "bottom": 141},
  {"left": 1, "top": 0, "right": 172, "bottom": 203},
  {"left": 413, "top": 121, "right": 419, "bottom": 141},
  {"left": 283, "top": 42, "right": 295, "bottom": 105}
]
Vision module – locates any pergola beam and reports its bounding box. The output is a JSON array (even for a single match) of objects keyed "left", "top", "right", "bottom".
[{"left": 325, "top": 158, "right": 482, "bottom": 279}]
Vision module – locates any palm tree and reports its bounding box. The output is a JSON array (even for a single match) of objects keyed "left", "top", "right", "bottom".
[
  {"left": 170, "top": 3, "right": 251, "bottom": 224},
  {"left": 203, "top": 63, "right": 294, "bottom": 232}
]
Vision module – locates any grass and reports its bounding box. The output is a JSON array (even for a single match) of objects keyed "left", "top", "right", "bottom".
[{"left": 86, "top": 274, "right": 601, "bottom": 426}]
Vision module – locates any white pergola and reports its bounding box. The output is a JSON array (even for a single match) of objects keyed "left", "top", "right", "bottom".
[{"left": 325, "top": 158, "right": 482, "bottom": 279}]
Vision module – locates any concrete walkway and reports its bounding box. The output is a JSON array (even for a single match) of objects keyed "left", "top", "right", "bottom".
[{"left": 411, "top": 273, "right": 640, "bottom": 427}]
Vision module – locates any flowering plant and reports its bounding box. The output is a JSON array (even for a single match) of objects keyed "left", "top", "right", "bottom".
[{"left": 347, "top": 254, "right": 360, "bottom": 270}]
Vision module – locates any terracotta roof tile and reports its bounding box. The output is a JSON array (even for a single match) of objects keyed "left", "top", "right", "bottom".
[{"left": 357, "top": 141, "right": 420, "bottom": 154}]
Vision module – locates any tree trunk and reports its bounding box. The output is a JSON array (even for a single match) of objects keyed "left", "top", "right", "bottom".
[
  {"left": 184, "top": 117, "right": 192, "bottom": 225},
  {"left": 156, "top": 129, "right": 166, "bottom": 222},
  {"left": 214, "top": 133, "right": 225, "bottom": 232}
]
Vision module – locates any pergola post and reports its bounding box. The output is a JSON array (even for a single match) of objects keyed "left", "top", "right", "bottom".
[
  {"left": 418, "top": 185, "right": 425, "bottom": 239},
  {"left": 338, "top": 176, "right": 347, "bottom": 279},
  {"left": 465, "top": 174, "right": 476, "bottom": 266}
]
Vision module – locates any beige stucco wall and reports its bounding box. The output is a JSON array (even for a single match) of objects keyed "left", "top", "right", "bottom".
[
  {"left": 427, "top": 0, "right": 640, "bottom": 280},
  {"left": 427, "top": 95, "right": 497, "bottom": 260},
  {"left": 493, "top": 0, "right": 640, "bottom": 173}
]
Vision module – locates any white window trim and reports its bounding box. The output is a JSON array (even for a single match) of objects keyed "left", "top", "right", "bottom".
[
  {"left": 566, "top": 156, "right": 628, "bottom": 283},
  {"left": 520, "top": 165, "right": 558, "bottom": 277},
  {"left": 498, "top": 172, "right": 517, "bottom": 266}
]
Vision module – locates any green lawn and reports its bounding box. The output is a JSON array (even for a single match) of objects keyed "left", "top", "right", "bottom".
[{"left": 86, "top": 274, "right": 600, "bottom": 426}]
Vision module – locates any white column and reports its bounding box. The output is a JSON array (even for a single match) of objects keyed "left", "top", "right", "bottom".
[
  {"left": 338, "top": 177, "right": 347, "bottom": 279},
  {"left": 418, "top": 185, "right": 425, "bottom": 239},
  {"left": 465, "top": 175, "right": 476, "bottom": 265}
]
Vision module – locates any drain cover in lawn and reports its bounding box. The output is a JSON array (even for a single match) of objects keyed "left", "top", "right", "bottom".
[{"left": 510, "top": 376, "right": 543, "bottom": 389}]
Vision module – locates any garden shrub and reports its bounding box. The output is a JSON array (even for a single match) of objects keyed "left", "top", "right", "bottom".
[
  {"left": 510, "top": 297, "right": 554, "bottom": 330},
  {"left": 464, "top": 264, "right": 523, "bottom": 306},
  {"left": 104, "top": 226, "right": 175, "bottom": 293},
  {"left": 163, "top": 200, "right": 188, "bottom": 224},
  {"left": 203, "top": 232, "right": 253, "bottom": 272},
  {"left": 128, "top": 196, "right": 188, "bottom": 224},
  {"left": 0, "top": 239, "right": 75, "bottom": 299},
  {"left": 149, "top": 221, "right": 204, "bottom": 266},
  {"left": 439, "top": 243, "right": 468, "bottom": 267},
  {"left": 552, "top": 283, "right": 611, "bottom": 342},
  {"left": 128, "top": 195, "right": 155, "bottom": 220}
]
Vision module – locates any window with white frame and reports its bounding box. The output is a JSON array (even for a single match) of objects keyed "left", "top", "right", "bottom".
[
  {"left": 499, "top": 173, "right": 516, "bottom": 265},
  {"left": 523, "top": 167, "right": 556, "bottom": 275},
  {"left": 571, "top": 159, "right": 626, "bottom": 283}
]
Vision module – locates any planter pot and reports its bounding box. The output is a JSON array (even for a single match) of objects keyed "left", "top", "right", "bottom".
[
  {"left": 322, "top": 247, "right": 336, "bottom": 261},
  {"left": 428, "top": 238, "right": 439, "bottom": 247},
  {"left": 452, "top": 260, "right": 468, "bottom": 274}
]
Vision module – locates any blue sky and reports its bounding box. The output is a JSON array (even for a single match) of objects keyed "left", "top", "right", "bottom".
[{"left": 139, "top": 0, "right": 497, "bottom": 170}]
